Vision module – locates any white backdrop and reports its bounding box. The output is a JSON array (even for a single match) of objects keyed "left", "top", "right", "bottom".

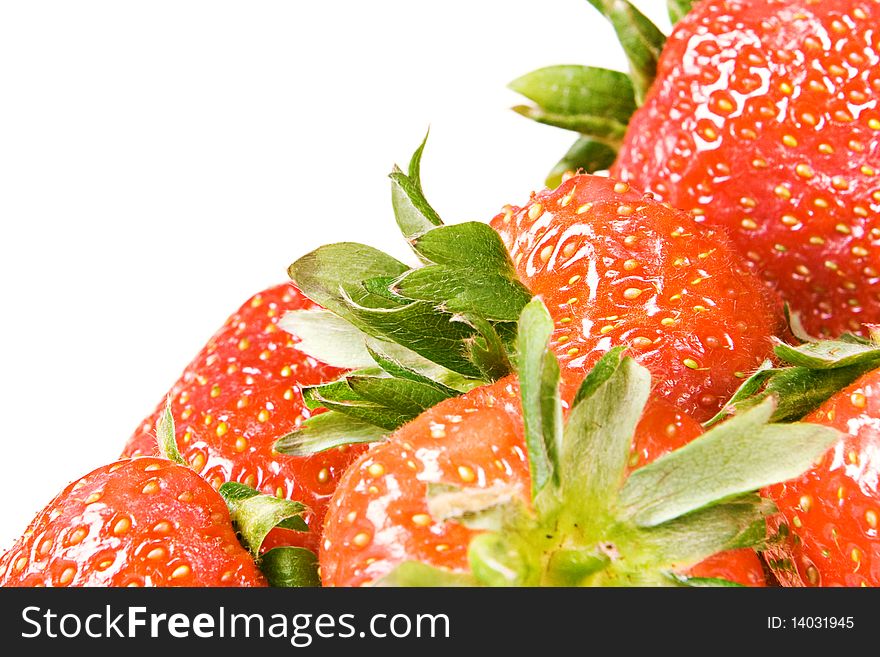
[{"left": 0, "top": 1, "right": 667, "bottom": 550}]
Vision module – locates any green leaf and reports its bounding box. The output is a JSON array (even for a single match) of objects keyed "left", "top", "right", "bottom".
[
  {"left": 511, "top": 104, "right": 628, "bottom": 143},
  {"left": 672, "top": 575, "right": 744, "bottom": 588},
  {"left": 517, "top": 299, "right": 563, "bottom": 498},
  {"left": 547, "top": 138, "right": 617, "bottom": 188},
  {"left": 468, "top": 533, "right": 533, "bottom": 587},
  {"left": 348, "top": 375, "right": 453, "bottom": 418},
  {"left": 260, "top": 547, "right": 320, "bottom": 587},
  {"left": 586, "top": 0, "right": 666, "bottom": 105},
  {"left": 390, "top": 133, "right": 444, "bottom": 244},
  {"left": 279, "top": 309, "right": 376, "bottom": 369},
  {"left": 410, "top": 222, "right": 520, "bottom": 272},
  {"left": 544, "top": 549, "right": 611, "bottom": 586},
  {"left": 274, "top": 411, "right": 387, "bottom": 457},
  {"left": 288, "top": 242, "right": 409, "bottom": 323},
  {"left": 706, "top": 362, "right": 877, "bottom": 426},
  {"left": 617, "top": 399, "right": 840, "bottom": 527},
  {"left": 392, "top": 267, "right": 532, "bottom": 322},
  {"left": 509, "top": 65, "right": 637, "bottom": 125},
  {"left": 366, "top": 344, "right": 459, "bottom": 397},
  {"left": 561, "top": 356, "right": 651, "bottom": 517},
  {"left": 300, "top": 384, "right": 412, "bottom": 431},
  {"left": 373, "top": 562, "right": 477, "bottom": 587},
  {"left": 774, "top": 338, "right": 880, "bottom": 370},
  {"left": 426, "top": 482, "right": 526, "bottom": 532},
  {"left": 631, "top": 494, "right": 774, "bottom": 569},
  {"left": 570, "top": 346, "right": 627, "bottom": 408},
  {"left": 342, "top": 295, "right": 483, "bottom": 378},
  {"left": 461, "top": 313, "right": 515, "bottom": 382},
  {"left": 219, "top": 482, "right": 309, "bottom": 557},
  {"left": 783, "top": 304, "right": 818, "bottom": 344},
  {"left": 667, "top": 0, "right": 695, "bottom": 24},
  {"left": 156, "top": 398, "right": 185, "bottom": 465}
]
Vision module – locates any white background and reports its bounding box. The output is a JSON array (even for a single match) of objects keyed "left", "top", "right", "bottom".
[{"left": 0, "top": 1, "right": 667, "bottom": 550}]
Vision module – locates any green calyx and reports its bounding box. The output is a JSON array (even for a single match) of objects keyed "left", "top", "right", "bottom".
[
  {"left": 705, "top": 311, "right": 880, "bottom": 427},
  {"left": 276, "top": 136, "right": 531, "bottom": 457},
  {"left": 379, "top": 300, "right": 840, "bottom": 588},
  {"left": 509, "top": 0, "right": 695, "bottom": 185}
]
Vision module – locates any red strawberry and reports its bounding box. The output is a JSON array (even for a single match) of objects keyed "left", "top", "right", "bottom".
[
  {"left": 122, "top": 283, "right": 365, "bottom": 552},
  {"left": 610, "top": 0, "right": 880, "bottom": 339},
  {"left": 764, "top": 366, "right": 880, "bottom": 586},
  {"left": 0, "top": 457, "right": 265, "bottom": 587},
  {"left": 320, "top": 376, "right": 766, "bottom": 587},
  {"left": 490, "top": 174, "right": 780, "bottom": 421}
]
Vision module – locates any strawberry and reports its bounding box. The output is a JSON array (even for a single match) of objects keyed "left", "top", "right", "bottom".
[
  {"left": 763, "top": 365, "right": 880, "bottom": 587},
  {"left": 0, "top": 457, "right": 266, "bottom": 587},
  {"left": 512, "top": 0, "right": 880, "bottom": 339},
  {"left": 490, "top": 174, "right": 781, "bottom": 421},
  {"left": 317, "top": 301, "right": 834, "bottom": 587},
  {"left": 122, "top": 283, "right": 365, "bottom": 552}
]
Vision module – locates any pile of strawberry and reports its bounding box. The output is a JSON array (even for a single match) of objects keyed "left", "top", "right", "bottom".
[{"left": 3, "top": 0, "right": 880, "bottom": 588}]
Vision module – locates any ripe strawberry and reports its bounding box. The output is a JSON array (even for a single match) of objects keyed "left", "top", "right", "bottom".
[
  {"left": 490, "top": 174, "right": 780, "bottom": 421},
  {"left": 556, "top": 0, "right": 880, "bottom": 339},
  {"left": 0, "top": 457, "right": 265, "bottom": 587},
  {"left": 764, "top": 366, "right": 880, "bottom": 586},
  {"left": 321, "top": 376, "right": 766, "bottom": 587},
  {"left": 122, "top": 283, "right": 365, "bottom": 552}
]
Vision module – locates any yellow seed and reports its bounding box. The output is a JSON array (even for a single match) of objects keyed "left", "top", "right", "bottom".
[
  {"left": 171, "top": 565, "right": 191, "bottom": 579},
  {"left": 741, "top": 218, "right": 758, "bottom": 230},
  {"left": 280, "top": 365, "right": 292, "bottom": 377},
  {"left": 190, "top": 452, "right": 206, "bottom": 472},
  {"left": 631, "top": 336, "right": 652, "bottom": 349},
  {"left": 799, "top": 495, "right": 812, "bottom": 512},
  {"left": 566, "top": 347, "right": 580, "bottom": 357},
  {"left": 861, "top": 165, "right": 876, "bottom": 177},
  {"left": 623, "top": 259, "right": 639, "bottom": 271},
  {"left": 234, "top": 436, "right": 248, "bottom": 453},
  {"left": 809, "top": 236, "right": 826, "bottom": 245},
  {"left": 567, "top": 297, "right": 579, "bottom": 306},
  {"left": 367, "top": 463, "right": 385, "bottom": 478},
  {"left": 814, "top": 198, "right": 830, "bottom": 209},
  {"left": 832, "top": 176, "right": 850, "bottom": 191},
  {"left": 752, "top": 158, "right": 768, "bottom": 169},
  {"left": 819, "top": 143, "right": 834, "bottom": 154},
  {"left": 353, "top": 532, "right": 371, "bottom": 548},
  {"left": 141, "top": 480, "right": 160, "bottom": 495},
  {"left": 792, "top": 516, "right": 802, "bottom": 528},
  {"left": 540, "top": 245, "right": 553, "bottom": 263},
  {"left": 683, "top": 358, "right": 699, "bottom": 369},
  {"left": 779, "top": 81, "right": 793, "bottom": 95},
  {"left": 458, "top": 465, "right": 476, "bottom": 483},
  {"left": 866, "top": 510, "right": 878, "bottom": 529},
  {"left": 782, "top": 135, "right": 798, "bottom": 147},
  {"left": 774, "top": 185, "right": 792, "bottom": 199},
  {"left": 854, "top": 206, "right": 869, "bottom": 218},
  {"left": 559, "top": 317, "right": 572, "bottom": 325},
  {"left": 153, "top": 521, "right": 173, "bottom": 534},
  {"left": 435, "top": 544, "right": 450, "bottom": 552},
  {"left": 869, "top": 118, "right": 880, "bottom": 130},
  {"left": 178, "top": 491, "right": 194, "bottom": 503},
  {"left": 557, "top": 334, "right": 570, "bottom": 343},
  {"left": 795, "top": 164, "right": 814, "bottom": 179},
  {"left": 146, "top": 547, "right": 167, "bottom": 561},
  {"left": 576, "top": 203, "right": 593, "bottom": 214},
  {"left": 58, "top": 566, "right": 76, "bottom": 586},
  {"left": 852, "top": 548, "right": 861, "bottom": 563},
  {"left": 215, "top": 421, "right": 229, "bottom": 437},
  {"left": 613, "top": 182, "right": 629, "bottom": 194},
  {"left": 617, "top": 205, "right": 634, "bottom": 216},
  {"left": 238, "top": 338, "right": 250, "bottom": 351},
  {"left": 85, "top": 492, "right": 103, "bottom": 504},
  {"left": 67, "top": 527, "right": 88, "bottom": 546},
  {"left": 568, "top": 275, "right": 581, "bottom": 286},
  {"left": 412, "top": 514, "right": 432, "bottom": 527},
  {"left": 851, "top": 392, "right": 867, "bottom": 409},
  {"left": 559, "top": 187, "right": 576, "bottom": 207},
  {"left": 838, "top": 486, "right": 846, "bottom": 500},
  {"left": 317, "top": 468, "right": 330, "bottom": 484},
  {"left": 113, "top": 518, "right": 132, "bottom": 536},
  {"left": 660, "top": 317, "right": 677, "bottom": 327},
  {"left": 623, "top": 288, "right": 643, "bottom": 300},
  {"left": 600, "top": 325, "right": 615, "bottom": 335},
  {"left": 257, "top": 409, "right": 270, "bottom": 423},
  {"left": 852, "top": 246, "right": 869, "bottom": 257},
  {"left": 781, "top": 215, "right": 799, "bottom": 226},
  {"left": 210, "top": 384, "right": 221, "bottom": 398},
  {"left": 825, "top": 260, "right": 839, "bottom": 271},
  {"left": 795, "top": 264, "right": 811, "bottom": 276}
]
